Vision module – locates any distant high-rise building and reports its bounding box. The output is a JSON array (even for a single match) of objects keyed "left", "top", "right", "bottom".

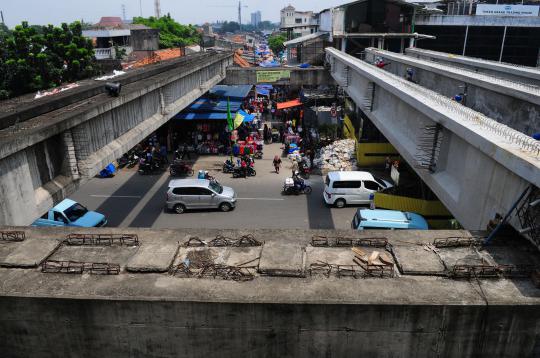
[{"left": 250, "top": 11, "right": 261, "bottom": 27}]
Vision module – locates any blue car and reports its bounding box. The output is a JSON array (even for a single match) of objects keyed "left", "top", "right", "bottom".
[
  {"left": 351, "top": 209, "right": 428, "bottom": 230},
  {"left": 32, "top": 199, "right": 107, "bottom": 227}
]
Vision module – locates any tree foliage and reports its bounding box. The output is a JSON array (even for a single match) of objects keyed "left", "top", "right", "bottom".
[
  {"left": 218, "top": 21, "right": 240, "bottom": 34},
  {"left": 133, "top": 14, "right": 201, "bottom": 48},
  {"left": 0, "top": 21, "right": 97, "bottom": 99},
  {"left": 268, "top": 33, "right": 287, "bottom": 55}
]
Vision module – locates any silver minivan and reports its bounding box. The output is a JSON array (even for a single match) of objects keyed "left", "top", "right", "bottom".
[{"left": 166, "top": 179, "right": 237, "bottom": 214}]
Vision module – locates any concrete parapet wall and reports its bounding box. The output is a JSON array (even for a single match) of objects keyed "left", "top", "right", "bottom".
[
  {"left": 1, "top": 297, "right": 538, "bottom": 358},
  {"left": 0, "top": 227, "right": 538, "bottom": 357}
]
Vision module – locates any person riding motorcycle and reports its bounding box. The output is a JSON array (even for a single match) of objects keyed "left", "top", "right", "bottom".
[{"left": 292, "top": 171, "right": 303, "bottom": 190}]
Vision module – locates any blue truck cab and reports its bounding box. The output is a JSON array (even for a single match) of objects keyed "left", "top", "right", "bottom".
[
  {"left": 351, "top": 209, "right": 428, "bottom": 230},
  {"left": 32, "top": 199, "right": 107, "bottom": 227}
]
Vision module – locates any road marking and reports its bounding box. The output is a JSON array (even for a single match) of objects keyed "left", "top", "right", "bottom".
[
  {"left": 236, "top": 197, "right": 285, "bottom": 201},
  {"left": 90, "top": 195, "right": 142, "bottom": 199}
]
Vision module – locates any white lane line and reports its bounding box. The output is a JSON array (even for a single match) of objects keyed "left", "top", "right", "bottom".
[
  {"left": 90, "top": 195, "right": 142, "bottom": 199},
  {"left": 236, "top": 197, "right": 285, "bottom": 201}
]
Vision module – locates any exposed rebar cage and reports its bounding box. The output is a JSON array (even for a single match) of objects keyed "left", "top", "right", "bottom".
[
  {"left": 42, "top": 260, "right": 120, "bottom": 275},
  {"left": 0, "top": 231, "right": 25, "bottom": 242},
  {"left": 64, "top": 233, "right": 139, "bottom": 246},
  {"left": 416, "top": 123, "right": 443, "bottom": 173},
  {"left": 517, "top": 186, "right": 540, "bottom": 246}
]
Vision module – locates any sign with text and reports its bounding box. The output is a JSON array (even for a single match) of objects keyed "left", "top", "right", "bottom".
[
  {"left": 476, "top": 4, "right": 539, "bottom": 17},
  {"left": 256, "top": 70, "right": 291, "bottom": 83}
]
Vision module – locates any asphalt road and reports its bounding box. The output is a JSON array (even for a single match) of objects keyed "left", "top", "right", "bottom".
[{"left": 70, "top": 143, "right": 362, "bottom": 230}]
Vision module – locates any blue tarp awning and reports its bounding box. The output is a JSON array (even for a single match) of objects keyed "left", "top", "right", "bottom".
[
  {"left": 174, "top": 112, "right": 229, "bottom": 121},
  {"left": 259, "top": 60, "right": 280, "bottom": 68},
  {"left": 256, "top": 84, "right": 273, "bottom": 90},
  {"left": 185, "top": 98, "right": 242, "bottom": 113},
  {"left": 209, "top": 85, "right": 253, "bottom": 100}
]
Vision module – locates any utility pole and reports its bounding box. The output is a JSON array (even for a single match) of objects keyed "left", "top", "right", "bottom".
[
  {"left": 238, "top": 1, "right": 241, "bottom": 31},
  {"left": 139, "top": 0, "right": 143, "bottom": 17},
  {"left": 154, "top": 0, "right": 161, "bottom": 19},
  {"left": 121, "top": 4, "right": 126, "bottom": 21},
  {"left": 0, "top": 11, "right": 4, "bottom": 25}
]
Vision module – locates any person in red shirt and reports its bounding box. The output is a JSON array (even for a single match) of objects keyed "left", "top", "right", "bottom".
[{"left": 241, "top": 159, "right": 247, "bottom": 178}]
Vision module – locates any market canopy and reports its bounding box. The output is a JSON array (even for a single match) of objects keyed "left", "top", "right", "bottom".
[
  {"left": 186, "top": 98, "right": 242, "bottom": 113},
  {"left": 209, "top": 85, "right": 253, "bottom": 100},
  {"left": 277, "top": 99, "right": 303, "bottom": 110},
  {"left": 174, "top": 112, "right": 229, "bottom": 121}
]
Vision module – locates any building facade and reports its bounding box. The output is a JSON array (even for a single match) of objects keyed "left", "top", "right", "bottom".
[
  {"left": 414, "top": 1, "right": 540, "bottom": 66},
  {"left": 280, "top": 5, "right": 319, "bottom": 39},
  {"left": 251, "top": 11, "right": 262, "bottom": 27}
]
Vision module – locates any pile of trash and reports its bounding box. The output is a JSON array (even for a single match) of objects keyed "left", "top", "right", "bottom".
[{"left": 313, "top": 139, "right": 357, "bottom": 173}]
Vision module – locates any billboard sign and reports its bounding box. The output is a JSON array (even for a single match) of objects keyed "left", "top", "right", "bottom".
[{"left": 476, "top": 4, "right": 540, "bottom": 17}]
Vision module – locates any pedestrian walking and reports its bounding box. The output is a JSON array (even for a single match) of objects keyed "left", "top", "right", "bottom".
[
  {"left": 291, "top": 158, "right": 299, "bottom": 177},
  {"left": 273, "top": 155, "right": 282, "bottom": 174}
]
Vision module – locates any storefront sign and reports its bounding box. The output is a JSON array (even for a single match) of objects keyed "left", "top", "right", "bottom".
[
  {"left": 476, "top": 4, "right": 539, "bottom": 17},
  {"left": 256, "top": 70, "right": 291, "bottom": 83}
]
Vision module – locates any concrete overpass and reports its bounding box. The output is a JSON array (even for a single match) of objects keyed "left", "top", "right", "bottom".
[
  {"left": 364, "top": 47, "right": 540, "bottom": 135},
  {"left": 405, "top": 47, "right": 540, "bottom": 87},
  {"left": 223, "top": 66, "right": 335, "bottom": 86},
  {"left": 0, "top": 227, "right": 538, "bottom": 357},
  {"left": 0, "top": 51, "right": 233, "bottom": 225},
  {"left": 325, "top": 47, "right": 540, "bottom": 240}
]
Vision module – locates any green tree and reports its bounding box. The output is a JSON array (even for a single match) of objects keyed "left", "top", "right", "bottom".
[
  {"left": 0, "top": 21, "right": 97, "bottom": 98},
  {"left": 218, "top": 21, "right": 240, "bottom": 34},
  {"left": 268, "top": 33, "right": 287, "bottom": 55},
  {"left": 133, "top": 14, "right": 201, "bottom": 48}
]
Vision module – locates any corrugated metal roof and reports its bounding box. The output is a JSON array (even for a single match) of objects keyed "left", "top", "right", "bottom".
[
  {"left": 284, "top": 32, "right": 328, "bottom": 47},
  {"left": 209, "top": 85, "right": 253, "bottom": 100}
]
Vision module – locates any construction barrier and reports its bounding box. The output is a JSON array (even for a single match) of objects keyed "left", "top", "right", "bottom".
[
  {"left": 356, "top": 142, "right": 399, "bottom": 167},
  {"left": 374, "top": 193, "right": 451, "bottom": 217}
]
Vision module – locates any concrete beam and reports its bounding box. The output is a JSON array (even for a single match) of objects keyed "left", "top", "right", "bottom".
[
  {"left": 0, "top": 53, "right": 232, "bottom": 225},
  {"left": 326, "top": 47, "right": 540, "bottom": 233},
  {"left": 223, "top": 66, "right": 335, "bottom": 86},
  {"left": 405, "top": 47, "right": 540, "bottom": 87},
  {"left": 365, "top": 48, "right": 540, "bottom": 135}
]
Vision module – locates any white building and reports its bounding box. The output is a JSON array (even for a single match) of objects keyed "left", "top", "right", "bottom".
[{"left": 280, "top": 5, "right": 318, "bottom": 38}]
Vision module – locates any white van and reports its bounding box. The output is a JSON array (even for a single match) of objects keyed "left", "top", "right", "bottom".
[{"left": 323, "top": 171, "right": 393, "bottom": 208}]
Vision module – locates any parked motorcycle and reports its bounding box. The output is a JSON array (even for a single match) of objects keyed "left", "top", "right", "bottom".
[
  {"left": 170, "top": 160, "right": 194, "bottom": 177},
  {"left": 138, "top": 160, "right": 164, "bottom": 175},
  {"left": 232, "top": 166, "right": 256, "bottom": 178},
  {"left": 283, "top": 176, "right": 312, "bottom": 195},
  {"left": 222, "top": 159, "right": 235, "bottom": 174}
]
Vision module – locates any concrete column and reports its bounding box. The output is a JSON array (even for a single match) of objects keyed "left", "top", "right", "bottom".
[
  {"left": 62, "top": 131, "right": 80, "bottom": 179},
  {"left": 462, "top": 25, "right": 469, "bottom": 56},
  {"left": 499, "top": 26, "right": 507, "bottom": 63},
  {"left": 341, "top": 38, "right": 347, "bottom": 53}
]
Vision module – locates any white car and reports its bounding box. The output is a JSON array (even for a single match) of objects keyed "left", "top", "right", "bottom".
[{"left": 323, "top": 171, "right": 393, "bottom": 208}]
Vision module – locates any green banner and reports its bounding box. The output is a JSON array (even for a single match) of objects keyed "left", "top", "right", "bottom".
[{"left": 256, "top": 70, "right": 291, "bottom": 83}]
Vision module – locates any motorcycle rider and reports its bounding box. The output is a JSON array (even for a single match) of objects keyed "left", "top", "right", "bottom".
[{"left": 292, "top": 171, "right": 303, "bottom": 191}]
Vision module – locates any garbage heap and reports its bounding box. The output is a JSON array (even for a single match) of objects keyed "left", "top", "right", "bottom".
[{"left": 313, "top": 139, "right": 358, "bottom": 174}]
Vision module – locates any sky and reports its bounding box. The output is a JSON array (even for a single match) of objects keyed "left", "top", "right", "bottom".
[{"left": 1, "top": 0, "right": 348, "bottom": 28}]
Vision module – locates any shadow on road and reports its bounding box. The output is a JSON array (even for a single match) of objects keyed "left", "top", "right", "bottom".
[
  {"left": 94, "top": 171, "right": 163, "bottom": 226},
  {"left": 306, "top": 176, "right": 335, "bottom": 230}
]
